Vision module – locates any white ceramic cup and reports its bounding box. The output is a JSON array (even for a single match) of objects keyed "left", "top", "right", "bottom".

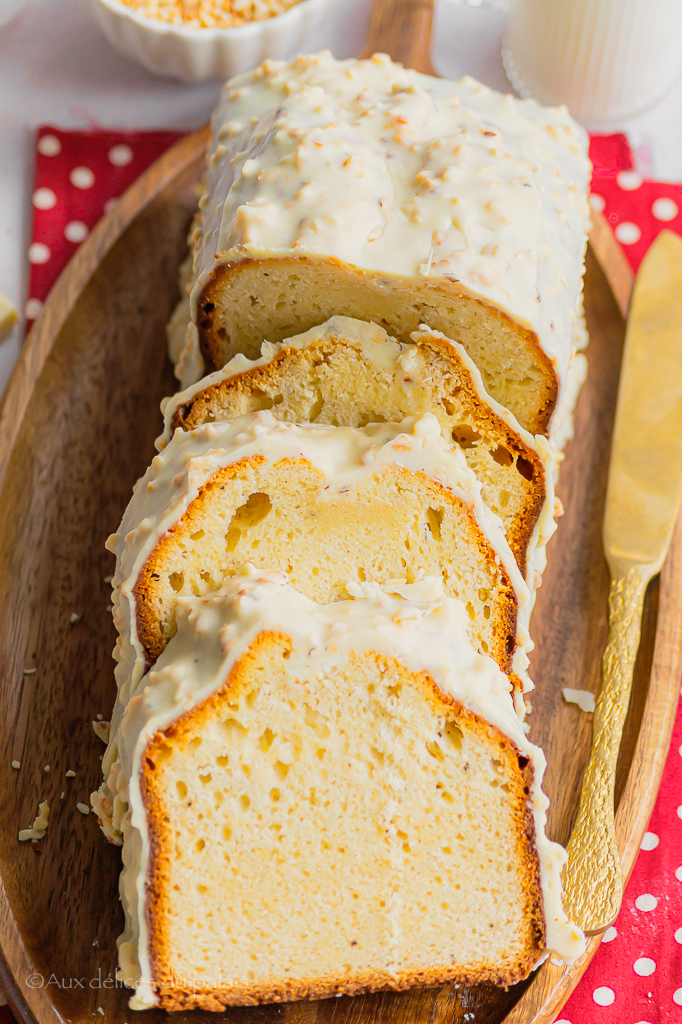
[{"left": 453, "top": 0, "right": 682, "bottom": 124}]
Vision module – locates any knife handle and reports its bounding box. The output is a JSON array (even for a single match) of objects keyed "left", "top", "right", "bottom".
[{"left": 562, "top": 567, "right": 648, "bottom": 933}]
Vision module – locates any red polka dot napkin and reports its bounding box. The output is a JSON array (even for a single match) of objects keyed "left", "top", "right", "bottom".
[
  {"left": 25, "top": 127, "right": 182, "bottom": 327},
  {"left": 4, "top": 128, "right": 681, "bottom": 1024},
  {"left": 588, "top": 132, "right": 682, "bottom": 273}
]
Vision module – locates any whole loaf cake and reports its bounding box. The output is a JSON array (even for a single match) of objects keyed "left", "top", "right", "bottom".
[{"left": 93, "top": 50, "right": 591, "bottom": 1012}]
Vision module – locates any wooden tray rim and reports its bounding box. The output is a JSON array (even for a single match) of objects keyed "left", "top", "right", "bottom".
[{"left": 0, "top": 129, "right": 679, "bottom": 1024}]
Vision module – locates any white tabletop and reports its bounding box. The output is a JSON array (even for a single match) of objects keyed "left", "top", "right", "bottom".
[{"left": 2, "top": 0, "right": 682, "bottom": 398}]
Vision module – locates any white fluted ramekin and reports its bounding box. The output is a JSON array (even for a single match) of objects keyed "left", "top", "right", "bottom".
[
  {"left": 0, "top": 0, "right": 32, "bottom": 30},
  {"left": 86, "top": 0, "right": 333, "bottom": 83}
]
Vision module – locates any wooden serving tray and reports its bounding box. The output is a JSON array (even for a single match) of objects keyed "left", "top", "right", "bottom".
[{"left": 0, "top": 51, "right": 680, "bottom": 1024}]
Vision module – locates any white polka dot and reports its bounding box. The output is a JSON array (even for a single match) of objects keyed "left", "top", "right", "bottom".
[
  {"left": 679, "top": 743, "right": 682, "bottom": 757},
  {"left": 678, "top": 805, "right": 682, "bottom": 820},
  {"left": 70, "top": 166, "right": 95, "bottom": 189},
  {"left": 635, "top": 893, "right": 658, "bottom": 912},
  {"left": 25, "top": 298, "right": 44, "bottom": 319},
  {"left": 675, "top": 927, "right": 682, "bottom": 943},
  {"left": 555, "top": 1020, "right": 572, "bottom": 1023},
  {"left": 602, "top": 926, "right": 618, "bottom": 942},
  {"left": 37, "top": 133, "right": 61, "bottom": 156},
  {"left": 674, "top": 988, "right": 682, "bottom": 1006},
  {"left": 28, "top": 242, "right": 50, "bottom": 264},
  {"left": 615, "top": 221, "right": 642, "bottom": 245},
  {"left": 634, "top": 957, "right": 656, "bottom": 976},
  {"left": 652, "top": 197, "right": 679, "bottom": 221},
  {"left": 589, "top": 192, "right": 605, "bottom": 213},
  {"left": 64, "top": 221, "right": 88, "bottom": 243},
  {"left": 617, "top": 170, "right": 643, "bottom": 190},
  {"left": 634, "top": 1020, "right": 653, "bottom": 1024},
  {"left": 641, "top": 832, "right": 659, "bottom": 850},
  {"left": 104, "top": 197, "right": 119, "bottom": 214},
  {"left": 593, "top": 986, "right": 615, "bottom": 1006},
  {"left": 32, "top": 187, "right": 56, "bottom": 210},
  {"left": 108, "top": 144, "right": 133, "bottom": 167},
  {"left": 676, "top": 865, "right": 682, "bottom": 882}
]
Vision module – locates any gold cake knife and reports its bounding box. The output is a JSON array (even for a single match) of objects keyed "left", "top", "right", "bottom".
[{"left": 562, "top": 229, "right": 682, "bottom": 933}]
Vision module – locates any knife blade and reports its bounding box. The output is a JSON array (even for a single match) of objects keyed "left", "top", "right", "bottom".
[{"left": 563, "top": 228, "right": 682, "bottom": 933}]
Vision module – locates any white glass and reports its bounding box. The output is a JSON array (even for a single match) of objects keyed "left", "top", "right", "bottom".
[
  {"left": 452, "top": 0, "right": 682, "bottom": 125},
  {"left": 502, "top": 0, "right": 682, "bottom": 124}
]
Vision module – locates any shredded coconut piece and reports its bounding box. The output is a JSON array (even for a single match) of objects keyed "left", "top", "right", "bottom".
[
  {"left": 66, "top": 769, "right": 76, "bottom": 777},
  {"left": 562, "top": 687, "right": 596, "bottom": 713},
  {"left": 44, "top": 765, "right": 50, "bottom": 772},
  {"left": 77, "top": 803, "right": 91, "bottom": 815},
  {"left": 19, "top": 800, "right": 50, "bottom": 841},
  {"left": 11, "top": 760, "right": 20, "bottom": 769},
  {"left": 69, "top": 612, "right": 81, "bottom": 623},
  {"left": 23, "top": 668, "right": 37, "bottom": 675}
]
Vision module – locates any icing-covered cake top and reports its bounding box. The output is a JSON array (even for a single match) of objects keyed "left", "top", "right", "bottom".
[{"left": 192, "top": 51, "right": 591, "bottom": 392}]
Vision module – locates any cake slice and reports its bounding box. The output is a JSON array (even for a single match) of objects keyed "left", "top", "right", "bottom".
[
  {"left": 96, "top": 572, "right": 584, "bottom": 1010},
  {"left": 161, "top": 316, "right": 556, "bottom": 582},
  {"left": 179, "top": 52, "right": 591, "bottom": 436},
  {"left": 107, "top": 412, "right": 530, "bottom": 720}
]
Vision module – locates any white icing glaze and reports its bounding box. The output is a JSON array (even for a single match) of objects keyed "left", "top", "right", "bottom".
[
  {"left": 188, "top": 51, "right": 590, "bottom": 409},
  {"left": 106, "top": 571, "right": 584, "bottom": 1007}
]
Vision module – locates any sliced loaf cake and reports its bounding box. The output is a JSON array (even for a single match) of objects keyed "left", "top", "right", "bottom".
[
  {"left": 106, "top": 412, "right": 530, "bottom": 732},
  {"left": 162, "top": 316, "right": 556, "bottom": 582},
  {"left": 96, "top": 572, "right": 584, "bottom": 1010}
]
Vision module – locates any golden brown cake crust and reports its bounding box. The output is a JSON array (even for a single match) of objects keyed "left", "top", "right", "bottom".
[
  {"left": 195, "top": 256, "right": 558, "bottom": 436},
  {"left": 142, "top": 634, "right": 546, "bottom": 1010},
  {"left": 170, "top": 326, "right": 546, "bottom": 579}
]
